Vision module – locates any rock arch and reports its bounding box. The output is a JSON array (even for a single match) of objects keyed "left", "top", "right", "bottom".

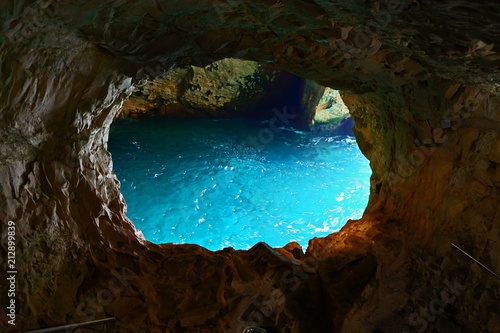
[{"left": 0, "top": 1, "right": 499, "bottom": 332}]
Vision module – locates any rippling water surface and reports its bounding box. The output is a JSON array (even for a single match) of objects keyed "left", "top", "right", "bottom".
[{"left": 108, "top": 117, "right": 371, "bottom": 251}]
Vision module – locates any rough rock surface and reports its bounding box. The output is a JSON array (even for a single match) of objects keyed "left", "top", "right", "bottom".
[
  {"left": 312, "top": 88, "right": 353, "bottom": 133},
  {"left": 121, "top": 58, "right": 323, "bottom": 123},
  {"left": 0, "top": 1, "right": 499, "bottom": 333}
]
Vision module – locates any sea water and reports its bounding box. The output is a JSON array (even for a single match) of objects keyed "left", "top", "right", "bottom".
[{"left": 108, "top": 117, "right": 371, "bottom": 251}]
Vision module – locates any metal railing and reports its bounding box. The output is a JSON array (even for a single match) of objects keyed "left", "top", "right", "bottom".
[
  {"left": 24, "top": 317, "right": 115, "bottom": 333},
  {"left": 451, "top": 242, "right": 500, "bottom": 281},
  {"left": 243, "top": 327, "right": 267, "bottom": 333}
]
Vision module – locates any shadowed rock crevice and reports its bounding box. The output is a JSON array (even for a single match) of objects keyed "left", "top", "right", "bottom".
[{"left": 0, "top": 0, "right": 499, "bottom": 332}]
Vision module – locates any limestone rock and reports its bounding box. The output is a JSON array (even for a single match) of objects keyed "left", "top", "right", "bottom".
[
  {"left": 312, "top": 88, "right": 353, "bottom": 134},
  {"left": 121, "top": 58, "right": 324, "bottom": 127},
  {"left": 0, "top": 0, "right": 499, "bottom": 332}
]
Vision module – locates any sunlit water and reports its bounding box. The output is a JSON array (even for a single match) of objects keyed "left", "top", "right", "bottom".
[{"left": 108, "top": 117, "right": 371, "bottom": 251}]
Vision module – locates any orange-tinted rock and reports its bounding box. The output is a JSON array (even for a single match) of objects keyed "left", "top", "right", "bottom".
[{"left": 0, "top": 1, "right": 499, "bottom": 332}]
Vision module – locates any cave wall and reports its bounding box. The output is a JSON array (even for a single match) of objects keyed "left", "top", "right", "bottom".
[
  {"left": 121, "top": 57, "right": 325, "bottom": 130},
  {"left": 337, "top": 82, "right": 500, "bottom": 331},
  {"left": 121, "top": 58, "right": 303, "bottom": 120},
  {"left": 0, "top": 0, "right": 499, "bottom": 332}
]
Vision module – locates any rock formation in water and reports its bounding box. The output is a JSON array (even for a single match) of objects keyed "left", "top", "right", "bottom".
[
  {"left": 312, "top": 88, "right": 353, "bottom": 133},
  {"left": 122, "top": 59, "right": 293, "bottom": 118},
  {"left": 121, "top": 58, "right": 325, "bottom": 129},
  {"left": 0, "top": 1, "right": 499, "bottom": 332}
]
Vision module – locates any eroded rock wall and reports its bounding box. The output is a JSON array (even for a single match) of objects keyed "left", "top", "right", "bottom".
[
  {"left": 312, "top": 88, "right": 353, "bottom": 133},
  {"left": 336, "top": 83, "right": 500, "bottom": 332},
  {"left": 121, "top": 58, "right": 304, "bottom": 120},
  {"left": 121, "top": 57, "right": 325, "bottom": 129},
  {"left": 0, "top": 0, "right": 499, "bottom": 332}
]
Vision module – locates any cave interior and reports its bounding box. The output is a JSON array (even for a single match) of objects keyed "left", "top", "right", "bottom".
[{"left": 0, "top": 0, "right": 499, "bottom": 332}]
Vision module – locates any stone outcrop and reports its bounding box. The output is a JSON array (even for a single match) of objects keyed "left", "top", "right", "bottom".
[
  {"left": 312, "top": 88, "right": 353, "bottom": 133},
  {"left": 0, "top": 1, "right": 499, "bottom": 332},
  {"left": 120, "top": 58, "right": 325, "bottom": 129}
]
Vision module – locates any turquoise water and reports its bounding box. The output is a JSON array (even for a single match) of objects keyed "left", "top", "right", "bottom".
[{"left": 108, "top": 117, "right": 371, "bottom": 251}]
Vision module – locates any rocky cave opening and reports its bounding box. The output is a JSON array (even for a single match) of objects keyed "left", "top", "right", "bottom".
[
  {"left": 1, "top": 1, "right": 499, "bottom": 333},
  {"left": 107, "top": 59, "right": 371, "bottom": 251}
]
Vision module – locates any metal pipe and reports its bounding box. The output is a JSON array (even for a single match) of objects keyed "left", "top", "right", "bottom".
[
  {"left": 24, "top": 317, "right": 116, "bottom": 333},
  {"left": 243, "top": 327, "right": 267, "bottom": 333},
  {"left": 451, "top": 242, "right": 500, "bottom": 281}
]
